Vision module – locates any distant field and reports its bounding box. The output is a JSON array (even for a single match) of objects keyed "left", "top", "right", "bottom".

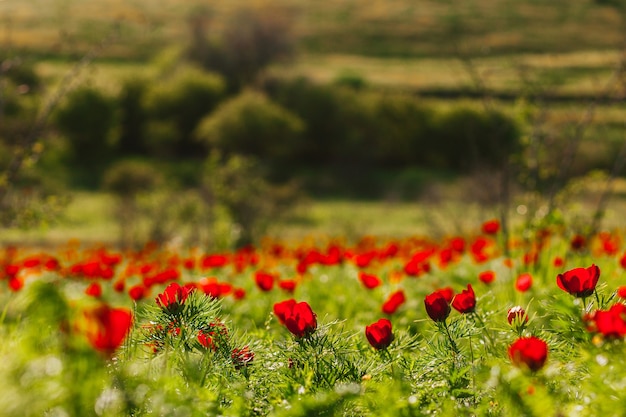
[{"left": 2, "top": 0, "right": 624, "bottom": 58}]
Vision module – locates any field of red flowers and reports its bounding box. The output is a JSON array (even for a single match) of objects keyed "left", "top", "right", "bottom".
[{"left": 1, "top": 219, "right": 626, "bottom": 416}]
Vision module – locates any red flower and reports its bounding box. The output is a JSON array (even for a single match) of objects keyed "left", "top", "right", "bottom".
[
  {"left": 365, "top": 318, "right": 394, "bottom": 350},
  {"left": 359, "top": 272, "right": 381, "bottom": 289},
  {"left": 424, "top": 291, "right": 451, "bottom": 322},
  {"left": 481, "top": 219, "right": 500, "bottom": 235},
  {"left": 278, "top": 279, "right": 297, "bottom": 293},
  {"left": 556, "top": 264, "right": 600, "bottom": 298},
  {"left": 507, "top": 306, "right": 528, "bottom": 325},
  {"left": 592, "top": 304, "right": 626, "bottom": 339},
  {"left": 452, "top": 284, "right": 476, "bottom": 314},
  {"left": 129, "top": 285, "right": 146, "bottom": 301},
  {"left": 232, "top": 346, "right": 255, "bottom": 369},
  {"left": 508, "top": 336, "right": 548, "bottom": 372},
  {"left": 618, "top": 286, "right": 626, "bottom": 299},
  {"left": 284, "top": 301, "right": 317, "bottom": 338},
  {"left": 436, "top": 287, "right": 455, "bottom": 303},
  {"left": 156, "top": 282, "right": 192, "bottom": 312},
  {"left": 198, "top": 322, "right": 229, "bottom": 351},
  {"left": 84, "top": 305, "right": 133, "bottom": 356},
  {"left": 254, "top": 271, "right": 275, "bottom": 292},
  {"left": 478, "top": 270, "right": 495, "bottom": 284},
  {"left": 273, "top": 299, "right": 297, "bottom": 325},
  {"left": 85, "top": 282, "right": 102, "bottom": 298},
  {"left": 570, "top": 235, "right": 586, "bottom": 250},
  {"left": 382, "top": 290, "right": 406, "bottom": 315},
  {"left": 515, "top": 273, "right": 533, "bottom": 292}
]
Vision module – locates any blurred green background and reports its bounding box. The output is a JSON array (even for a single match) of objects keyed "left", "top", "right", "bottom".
[{"left": 1, "top": 0, "right": 626, "bottom": 248}]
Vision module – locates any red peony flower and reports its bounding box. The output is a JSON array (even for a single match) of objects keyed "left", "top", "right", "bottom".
[
  {"left": 592, "top": 304, "right": 626, "bottom": 339},
  {"left": 232, "top": 346, "right": 255, "bottom": 369},
  {"left": 424, "top": 291, "right": 451, "bottom": 322},
  {"left": 359, "top": 272, "right": 382, "bottom": 289},
  {"left": 481, "top": 219, "right": 500, "bottom": 235},
  {"left": 129, "top": 285, "right": 146, "bottom": 301},
  {"left": 478, "top": 270, "right": 495, "bottom": 284},
  {"left": 273, "top": 299, "right": 297, "bottom": 325},
  {"left": 284, "top": 301, "right": 317, "bottom": 338},
  {"left": 452, "top": 284, "right": 476, "bottom": 314},
  {"left": 365, "top": 318, "right": 394, "bottom": 350},
  {"left": 507, "top": 306, "right": 528, "bottom": 325},
  {"left": 278, "top": 279, "right": 297, "bottom": 293},
  {"left": 508, "top": 336, "right": 548, "bottom": 372},
  {"left": 85, "top": 282, "right": 102, "bottom": 298},
  {"left": 254, "top": 271, "right": 275, "bottom": 292},
  {"left": 556, "top": 264, "right": 600, "bottom": 298},
  {"left": 515, "top": 273, "right": 533, "bottom": 292},
  {"left": 156, "top": 282, "right": 192, "bottom": 312},
  {"left": 84, "top": 305, "right": 133, "bottom": 356},
  {"left": 382, "top": 290, "right": 406, "bottom": 315}
]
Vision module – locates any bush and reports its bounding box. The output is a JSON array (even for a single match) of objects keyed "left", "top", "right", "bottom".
[
  {"left": 116, "top": 77, "right": 149, "bottom": 157},
  {"left": 195, "top": 91, "right": 304, "bottom": 170},
  {"left": 200, "top": 152, "right": 301, "bottom": 248},
  {"left": 143, "top": 65, "right": 226, "bottom": 157},
  {"left": 102, "top": 160, "right": 163, "bottom": 247},
  {"left": 53, "top": 86, "right": 117, "bottom": 186},
  {"left": 433, "top": 107, "right": 520, "bottom": 171},
  {"left": 186, "top": 3, "right": 296, "bottom": 91}
]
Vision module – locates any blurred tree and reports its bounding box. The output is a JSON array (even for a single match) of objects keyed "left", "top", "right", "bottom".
[
  {"left": 185, "top": 3, "right": 296, "bottom": 92},
  {"left": 194, "top": 90, "right": 304, "bottom": 176}
]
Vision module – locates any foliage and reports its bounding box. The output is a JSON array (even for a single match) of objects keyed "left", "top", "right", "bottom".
[
  {"left": 195, "top": 90, "right": 304, "bottom": 170},
  {"left": 143, "top": 65, "right": 226, "bottom": 157},
  {"left": 200, "top": 152, "right": 302, "bottom": 248},
  {"left": 185, "top": 2, "right": 296, "bottom": 91},
  {"left": 53, "top": 86, "right": 117, "bottom": 186},
  {"left": 2, "top": 221, "right": 626, "bottom": 415}
]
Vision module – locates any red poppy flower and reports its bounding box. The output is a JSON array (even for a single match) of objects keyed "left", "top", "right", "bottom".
[
  {"left": 84, "top": 305, "right": 133, "bottom": 356},
  {"left": 254, "top": 271, "right": 275, "bottom": 292},
  {"left": 481, "top": 219, "right": 500, "bottom": 235},
  {"left": 570, "top": 235, "right": 586, "bottom": 250},
  {"left": 508, "top": 336, "right": 548, "bottom": 372},
  {"left": 507, "top": 306, "right": 528, "bottom": 325},
  {"left": 365, "top": 318, "right": 394, "bottom": 350},
  {"left": 279, "top": 279, "right": 297, "bottom": 293},
  {"left": 452, "top": 284, "right": 476, "bottom": 314},
  {"left": 283, "top": 301, "right": 317, "bottom": 338},
  {"left": 382, "top": 290, "right": 406, "bottom": 315},
  {"left": 129, "top": 285, "right": 146, "bottom": 301},
  {"left": 424, "top": 291, "right": 451, "bottom": 322},
  {"left": 359, "top": 272, "right": 381, "bottom": 289},
  {"left": 436, "top": 287, "right": 455, "bottom": 303},
  {"left": 553, "top": 257, "right": 564, "bottom": 268},
  {"left": 233, "top": 288, "right": 246, "bottom": 300},
  {"left": 592, "top": 304, "right": 626, "bottom": 338},
  {"left": 273, "top": 299, "right": 297, "bottom": 325},
  {"left": 515, "top": 273, "right": 533, "bottom": 292},
  {"left": 556, "top": 265, "right": 600, "bottom": 298},
  {"left": 85, "top": 282, "right": 102, "bottom": 298},
  {"left": 618, "top": 286, "right": 626, "bottom": 299},
  {"left": 478, "top": 270, "right": 495, "bottom": 284},
  {"left": 156, "top": 282, "right": 192, "bottom": 312}
]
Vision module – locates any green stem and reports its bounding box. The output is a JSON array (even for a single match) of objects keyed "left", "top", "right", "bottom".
[
  {"left": 473, "top": 311, "right": 496, "bottom": 350},
  {"left": 442, "top": 320, "right": 460, "bottom": 355}
]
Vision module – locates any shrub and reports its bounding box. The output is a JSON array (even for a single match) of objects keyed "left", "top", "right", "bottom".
[
  {"left": 116, "top": 77, "right": 149, "bottom": 157},
  {"left": 195, "top": 91, "right": 304, "bottom": 170},
  {"left": 186, "top": 3, "right": 296, "bottom": 91},
  {"left": 53, "top": 86, "right": 117, "bottom": 186},
  {"left": 143, "top": 65, "right": 225, "bottom": 157},
  {"left": 102, "top": 160, "right": 163, "bottom": 247},
  {"left": 200, "top": 152, "right": 301, "bottom": 248}
]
